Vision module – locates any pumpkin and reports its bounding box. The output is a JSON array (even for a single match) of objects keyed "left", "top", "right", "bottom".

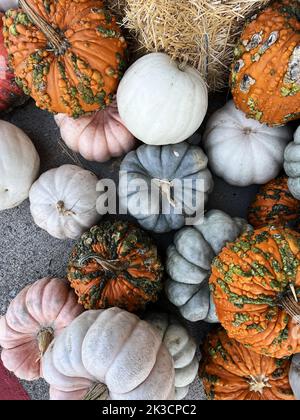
[
  {"left": 284, "top": 126, "right": 300, "bottom": 200},
  {"left": 231, "top": 0, "right": 300, "bottom": 126},
  {"left": 0, "top": 1, "right": 18, "bottom": 11},
  {"left": 0, "top": 277, "right": 83, "bottom": 381},
  {"left": 67, "top": 220, "right": 164, "bottom": 312},
  {"left": 165, "top": 210, "right": 251, "bottom": 322},
  {"left": 210, "top": 225, "right": 300, "bottom": 359},
  {"left": 119, "top": 142, "right": 214, "bottom": 233},
  {"left": 117, "top": 52, "right": 208, "bottom": 145},
  {"left": 289, "top": 353, "right": 300, "bottom": 399},
  {"left": 145, "top": 312, "right": 199, "bottom": 400},
  {"left": 0, "top": 12, "right": 27, "bottom": 112},
  {"left": 29, "top": 164, "right": 105, "bottom": 240},
  {"left": 0, "top": 120, "right": 40, "bottom": 210},
  {"left": 203, "top": 101, "right": 291, "bottom": 187},
  {"left": 42, "top": 308, "right": 175, "bottom": 400},
  {"left": 248, "top": 176, "right": 300, "bottom": 230},
  {"left": 3, "top": 0, "right": 127, "bottom": 117},
  {"left": 201, "top": 329, "right": 294, "bottom": 400},
  {"left": 54, "top": 100, "right": 135, "bottom": 163}
]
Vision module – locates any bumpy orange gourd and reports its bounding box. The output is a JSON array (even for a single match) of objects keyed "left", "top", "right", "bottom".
[
  {"left": 210, "top": 225, "right": 300, "bottom": 359},
  {"left": 248, "top": 176, "right": 300, "bottom": 229},
  {"left": 231, "top": 1, "right": 300, "bottom": 126},
  {"left": 201, "top": 329, "right": 294, "bottom": 400},
  {"left": 2, "top": 0, "right": 127, "bottom": 117}
]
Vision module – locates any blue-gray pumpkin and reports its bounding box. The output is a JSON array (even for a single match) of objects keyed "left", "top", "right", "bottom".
[
  {"left": 165, "top": 210, "right": 252, "bottom": 322},
  {"left": 284, "top": 126, "right": 300, "bottom": 200},
  {"left": 119, "top": 142, "right": 214, "bottom": 233}
]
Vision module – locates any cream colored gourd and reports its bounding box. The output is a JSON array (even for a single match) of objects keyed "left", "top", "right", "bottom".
[
  {"left": 42, "top": 308, "right": 175, "bottom": 400},
  {"left": 0, "top": 120, "right": 40, "bottom": 210},
  {"left": 29, "top": 164, "right": 106, "bottom": 240},
  {"left": 0, "top": 277, "right": 83, "bottom": 381},
  {"left": 117, "top": 53, "right": 208, "bottom": 145},
  {"left": 54, "top": 101, "right": 136, "bottom": 163},
  {"left": 203, "top": 101, "right": 291, "bottom": 186},
  {"left": 0, "top": 0, "right": 18, "bottom": 11},
  {"left": 145, "top": 312, "right": 199, "bottom": 400},
  {"left": 290, "top": 354, "right": 300, "bottom": 400},
  {"left": 284, "top": 127, "right": 300, "bottom": 200}
]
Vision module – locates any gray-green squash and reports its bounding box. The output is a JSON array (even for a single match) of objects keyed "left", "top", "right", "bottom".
[
  {"left": 119, "top": 142, "right": 214, "bottom": 233},
  {"left": 289, "top": 353, "right": 300, "bottom": 400},
  {"left": 165, "top": 209, "right": 252, "bottom": 322},
  {"left": 284, "top": 126, "right": 300, "bottom": 200}
]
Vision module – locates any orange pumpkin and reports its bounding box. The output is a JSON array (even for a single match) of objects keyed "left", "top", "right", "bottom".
[
  {"left": 210, "top": 225, "right": 300, "bottom": 358},
  {"left": 231, "top": 0, "right": 300, "bottom": 126},
  {"left": 248, "top": 176, "right": 300, "bottom": 229},
  {"left": 201, "top": 329, "right": 294, "bottom": 400},
  {"left": 3, "top": 0, "right": 127, "bottom": 117},
  {"left": 67, "top": 220, "right": 164, "bottom": 312}
]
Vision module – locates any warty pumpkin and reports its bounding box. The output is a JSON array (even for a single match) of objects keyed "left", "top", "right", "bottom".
[
  {"left": 67, "top": 220, "right": 164, "bottom": 312},
  {"left": 42, "top": 308, "right": 175, "bottom": 400},
  {"left": 0, "top": 277, "right": 83, "bottom": 381},
  {"left": 201, "top": 329, "right": 294, "bottom": 400},
  {"left": 231, "top": 0, "right": 300, "bottom": 126},
  {"left": 248, "top": 176, "right": 300, "bottom": 230},
  {"left": 3, "top": 0, "right": 127, "bottom": 117},
  {"left": 210, "top": 225, "right": 300, "bottom": 359}
]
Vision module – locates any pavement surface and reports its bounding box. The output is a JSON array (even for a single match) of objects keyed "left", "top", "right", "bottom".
[{"left": 0, "top": 96, "right": 260, "bottom": 400}]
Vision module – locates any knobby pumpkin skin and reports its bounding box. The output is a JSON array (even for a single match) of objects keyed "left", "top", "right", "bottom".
[
  {"left": 248, "top": 176, "right": 300, "bottom": 230},
  {"left": 67, "top": 220, "right": 164, "bottom": 312},
  {"left": 210, "top": 225, "right": 300, "bottom": 359},
  {"left": 201, "top": 329, "right": 294, "bottom": 400},
  {"left": 231, "top": 0, "right": 300, "bottom": 126},
  {"left": 3, "top": 0, "right": 127, "bottom": 117}
]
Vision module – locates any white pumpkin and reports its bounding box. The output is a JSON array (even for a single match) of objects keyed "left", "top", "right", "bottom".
[
  {"left": 203, "top": 101, "right": 292, "bottom": 187},
  {"left": 289, "top": 353, "right": 300, "bottom": 400},
  {"left": 42, "top": 308, "right": 175, "bottom": 400},
  {"left": 0, "top": 0, "right": 18, "bottom": 11},
  {"left": 145, "top": 312, "right": 199, "bottom": 400},
  {"left": 29, "top": 164, "right": 105, "bottom": 240},
  {"left": 284, "top": 126, "right": 300, "bottom": 200},
  {"left": 165, "top": 210, "right": 252, "bottom": 322},
  {"left": 0, "top": 120, "right": 40, "bottom": 211},
  {"left": 117, "top": 53, "right": 208, "bottom": 146}
]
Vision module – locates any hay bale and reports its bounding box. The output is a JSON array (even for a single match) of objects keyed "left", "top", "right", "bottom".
[{"left": 108, "top": 0, "right": 271, "bottom": 91}]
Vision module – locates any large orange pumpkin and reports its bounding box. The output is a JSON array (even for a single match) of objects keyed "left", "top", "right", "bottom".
[
  {"left": 210, "top": 225, "right": 300, "bottom": 358},
  {"left": 2, "top": 0, "right": 127, "bottom": 117},
  {"left": 201, "top": 329, "right": 294, "bottom": 400},
  {"left": 67, "top": 220, "right": 164, "bottom": 312},
  {"left": 248, "top": 176, "right": 300, "bottom": 230},
  {"left": 231, "top": 0, "right": 300, "bottom": 126}
]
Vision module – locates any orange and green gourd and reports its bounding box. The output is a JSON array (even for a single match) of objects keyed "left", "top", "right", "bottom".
[
  {"left": 2, "top": 0, "right": 127, "bottom": 117},
  {"left": 231, "top": 0, "right": 300, "bottom": 126},
  {"left": 67, "top": 220, "right": 164, "bottom": 312},
  {"left": 201, "top": 328, "right": 295, "bottom": 400},
  {"left": 210, "top": 225, "right": 300, "bottom": 359},
  {"left": 248, "top": 176, "right": 300, "bottom": 230}
]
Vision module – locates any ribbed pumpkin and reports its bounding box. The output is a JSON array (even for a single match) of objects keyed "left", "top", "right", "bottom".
[
  {"left": 201, "top": 329, "right": 294, "bottom": 400},
  {"left": 3, "top": 0, "right": 127, "bottom": 117},
  {"left": 67, "top": 220, "right": 164, "bottom": 312},
  {"left": 210, "top": 225, "right": 300, "bottom": 358},
  {"left": 231, "top": 0, "right": 300, "bottom": 126},
  {"left": 248, "top": 176, "right": 300, "bottom": 230}
]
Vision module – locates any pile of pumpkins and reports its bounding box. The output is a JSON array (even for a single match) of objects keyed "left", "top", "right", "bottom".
[{"left": 0, "top": 0, "right": 300, "bottom": 401}]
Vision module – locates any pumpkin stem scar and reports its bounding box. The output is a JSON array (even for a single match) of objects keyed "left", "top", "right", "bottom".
[
  {"left": 36, "top": 327, "right": 54, "bottom": 360},
  {"left": 278, "top": 288, "right": 300, "bottom": 324},
  {"left": 77, "top": 253, "right": 128, "bottom": 274},
  {"left": 83, "top": 383, "right": 109, "bottom": 400},
  {"left": 152, "top": 178, "right": 177, "bottom": 208},
  {"left": 56, "top": 200, "right": 76, "bottom": 216},
  {"left": 19, "top": 0, "right": 70, "bottom": 55},
  {"left": 247, "top": 374, "right": 272, "bottom": 395}
]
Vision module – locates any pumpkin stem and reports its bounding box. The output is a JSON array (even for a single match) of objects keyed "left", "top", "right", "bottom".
[
  {"left": 153, "top": 178, "right": 177, "bottom": 208},
  {"left": 83, "top": 383, "right": 109, "bottom": 400},
  {"left": 278, "top": 287, "right": 300, "bottom": 324},
  {"left": 78, "top": 253, "right": 128, "bottom": 274},
  {"left": 37, "top": 327, "right": 54, "bottom": 359},
  {"left": 56, "top": 200, "right": 76, "bottom": 216},
  {"left": 19, "top": 0, "right": 70, "bottom": 55}
]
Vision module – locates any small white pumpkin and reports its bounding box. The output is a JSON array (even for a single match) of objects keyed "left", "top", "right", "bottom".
[
  {"left": 0, "top": 120, "right": 40, "bottom": 211},
  {"left": 289, "top": 353, "right": 300, "bottom": 400},
  {"left": 29, "top": 164, "right": 105, "bottom": 240},
  {"left": 203, "top": 101, "right": 292, "bottom": 187},
  {"left": 165, "top": 210, "right": 252, "bottom": 322},
  {"left": 42, "top": 308, "right": 175, "bottom": 400},
  {"left": 145, "top": 312, "right": 199, "bottom": 400},
  {"left": 0, "top": 0, "right": 18, "bottom": 11},
  {"left": 117, "top": 53, "right": 208, "bottom": 146},
  {"left": 284, "top": 126, "right": 300, "bottom": 200}
]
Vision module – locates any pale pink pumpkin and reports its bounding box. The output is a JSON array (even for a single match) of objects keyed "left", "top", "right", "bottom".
[
  {"left": 0, "top": 277, "right": 83, "bottom": 381},
  {"left": 55, "top": 100, "right": 136, "bottom": 163}
]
